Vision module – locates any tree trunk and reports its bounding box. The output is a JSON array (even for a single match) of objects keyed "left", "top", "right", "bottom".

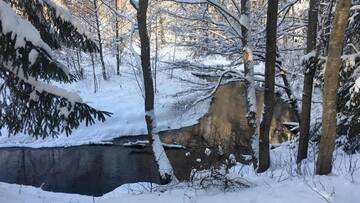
[
  {"left": 76, "top": 49, "right": 84, "bottom": 79},
  {"left": 136, "top": 0, "right": 176, "bottom": 184},
  {"left": 297, "top": 0, "right": 320, "bottom": 165},
  {"left": 316, "top": 0, "right": 351, "bottom": 175},
  {"left": 277, "top": 65, "right": 301, "bottom": 123},
  {"left": 90, "top": 53, "right": 98, "bottom": 93},
  {"left": 241, "top": 0, "right": 258, "bottom": 168},
  {"left": 159, "top": 15, "right": 166, "bottom": 44},
  {"left": 93, "top": 0, "right": 107, "bottom": 80},
  {"left": 115, "top": 0, "right": 121, "bottom": 75},
  {"left": 258, "top": 0, "right": 279, "bottom": 173},
  {"left": 154, "top": 14, "right": 159, "bottom": 92}
]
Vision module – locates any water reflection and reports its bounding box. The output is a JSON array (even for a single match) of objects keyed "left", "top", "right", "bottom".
[{"left": 0, "top": 145, "right": 162, "bottom": 196}]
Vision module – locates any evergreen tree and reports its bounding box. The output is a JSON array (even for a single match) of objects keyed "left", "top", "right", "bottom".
[
  {"left": 337, "top": 0, "right": 360, "bottom": 152},
  {"left": 0, "top": 0, "right": 111, "bottom": 138}
]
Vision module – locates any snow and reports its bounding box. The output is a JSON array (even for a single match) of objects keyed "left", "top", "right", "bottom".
[
  {"left": 240, "top": 14, "right": 250, "bottom": 31},
  {"left": 123, "top": 140, "right": 186, "bottom": 149},
  {"left": 145, "top": 102, "right": 177, "bottom": 181},
  {"left": 355, "top": 76, "right": 360, "bottom": 93},
  {"left": 283, "top": 121, "right": 300, "bottom": 126},
  {"left": 204, "top": 148, "right": 211, "bottom": 156},
  {"left": 0, "top": 1, "right": 52, "bottom": 53},
  {"left": 130, "top": 0, "right": 139, "bottom": 9},
  {"left": 218, "top": 145, "right": 224, "bottom": 156},
  {"left": 2, "top": 175, "right": 358, "bottom": 203},
  {"left": 152, "top": 132, "right": 176, "bottom": 181},
  {"left": 1, "top": 142, "right": 359, "bottom": 203},
  {"left": 29, "top": 90, "right": 39, "bottom": 102},
  {"left": 0, "top": 0, "right": 71, "bottom": 76},
  {"left": 97, "top": 143, "right": 360, "bottom": 203},
  {"left": 123, "top": 140, "right": 149, "bottom": 147},
  {"left": 0, "top": 49, "right": 211, "bottom": 148},
  {"left": 351, "top": 5, "right": 360, "bottom": 10},
  {"left": 41, "top": 0, "right": 90, "bottom": 37},
  {"left": 3, "top": 63, "right": 83, "bottom": 103},
  {"left": 0, "top": 182, "right": 93, "bottom": 203},
  {"left": 301, "top": 50, "right": 316, "bottom": 65},
  {"left": 59, "top": 106, "right": 71, "bottom": 119},
  {"left": 28, "top": 50, "right": 38, "bottom": 66},
  {"left": 1, "top": 1, "right": 359, "bottom": 202},
  {"left": 229, "top": 154, "right": 236, "bottom": 164}
]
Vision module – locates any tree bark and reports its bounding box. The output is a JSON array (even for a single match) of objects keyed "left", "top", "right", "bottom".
[
  {"left": 297, "top": 0, "right": 320, "bottom": 164},
  {"left": 76, "top": 49, "right": 84, "bottom": 79},
  {"left": 277, "top": 65, "right": 301, "bottom": 123},
  {"left": 136, "top": 0, "right": 176, "bottom": 184},
  {"left": 93, "top": 0, "right": 107, "bottom": 80},
  {"left": 316, "top": 0, "right": 351, "bottom": 175},
  {"left": 115, "top": 0, "right": 121, "bottom": 75},
  {"left": 241, "top": 0, "right": 258, "bottom": 168},
  {"left": 258, "top": 0, "right": 279, "bottom": 173},
  {"left": 159, "top": 15, "right": 166, "bottom": 44},
  {"left": 90, "top": 53, "right": 98, "bottom": 93}
]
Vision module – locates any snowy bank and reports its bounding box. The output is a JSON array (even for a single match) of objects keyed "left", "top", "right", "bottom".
[
  {"left": 1, "top": 142, "right": 360, "bottom": 203},
  {"left": 0, "top": 68, "right": 211, "bottom": 148}
]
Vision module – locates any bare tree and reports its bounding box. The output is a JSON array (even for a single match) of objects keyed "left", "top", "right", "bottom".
[
  {"left": 258, "top": 0, "right": 279, "bottom": 173},
  {"left": 115, "top": 0, "right": 121, "bottom": 75},
  {"left": 93, "top": 0, "right": 108, "bottom": 80},
  {"left": 297, "top": 0, "right": 320, "bottom": 166},
  {"left": 316, "top": 0, "right": 351, "bottom": 175},
  {"left": 131, "top": 0, "right": 177, "bottom": 184}
]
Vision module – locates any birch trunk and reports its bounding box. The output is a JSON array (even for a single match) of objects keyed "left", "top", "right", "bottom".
[{"left": 241, "top": 0, "right": 258, "bottom": 168}]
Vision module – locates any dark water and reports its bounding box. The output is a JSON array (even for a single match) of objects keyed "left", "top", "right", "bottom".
[
  {"left": 0, "top": 144, "right": 193, "bottom": 196},
  {"left": 0, "top": 132, "right": 238, "bottom": 196}
]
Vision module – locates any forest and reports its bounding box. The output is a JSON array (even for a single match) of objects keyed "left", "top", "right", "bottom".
[{"left": 0, "top": 0, "right": 360, "bottom": 202}]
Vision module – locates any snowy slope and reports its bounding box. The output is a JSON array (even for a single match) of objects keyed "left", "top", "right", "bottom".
[
  {"left": 3, "top": 176, "right": 359, "bottom": 203},
  {"left": 1, "top": 142, "right": 359, "bottom": 203},
  {"left": 0, "top": 69, "right": 211, "bottom": 148},
  {"left": 0, "top": 48, "right": 214, "bottom": 148},
  {"left": 0, "top": 45, "right": 270, "bottom": 148}
]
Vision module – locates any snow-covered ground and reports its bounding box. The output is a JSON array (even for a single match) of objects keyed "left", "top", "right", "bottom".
[
  {"left": 0, "top": 69, "right": 210, "bottom": 148},
  {"left": 0, "top": 46, "right": 270, "bottom": 148},
  {"left": 0, "top": 48, "right": 216, "bottom": 148},
  {"left": 1, "top": 142, "right": 359, "bottom": 203},
  {"left": 2, "top": 46, "right": 352, "bottom": 203}
]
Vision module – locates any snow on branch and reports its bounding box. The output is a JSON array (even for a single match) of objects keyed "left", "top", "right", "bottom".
[
  {"left": 0, "top": 1, "right": 51, "bottom": 53},
  {"left": 123, "top": 140, "right": 186, "bottom": 149},
  {"left": 130, "top": 0, "right": 139, "bottom": 10},
  {"left": 175, "top": 0, "right": 249, "bottom": 30},
  {"left": 351, "top": 5, "right": 360, "bottom": 11},
  {"left": 3, "top": 63, "right": 81, "bottom": 103},
  {"left": 0, "top": 66, "right": 111, "bottom": 137},
  {"left": 3, "top": 0, "right": 98, "bottom": 52},
  {"left": 0, "top": 0, "right": 72, "bottom": 82},
  {"left": 193, "top": 70, "right": 245, "bottom": 104}
]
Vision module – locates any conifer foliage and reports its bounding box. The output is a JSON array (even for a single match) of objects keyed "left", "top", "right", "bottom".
[
  {"left": 0, "top": 0, "right": 111, "bottom": 138},
  {"left": 336, "top": 1, "right": 360, "bottom": 152}
]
